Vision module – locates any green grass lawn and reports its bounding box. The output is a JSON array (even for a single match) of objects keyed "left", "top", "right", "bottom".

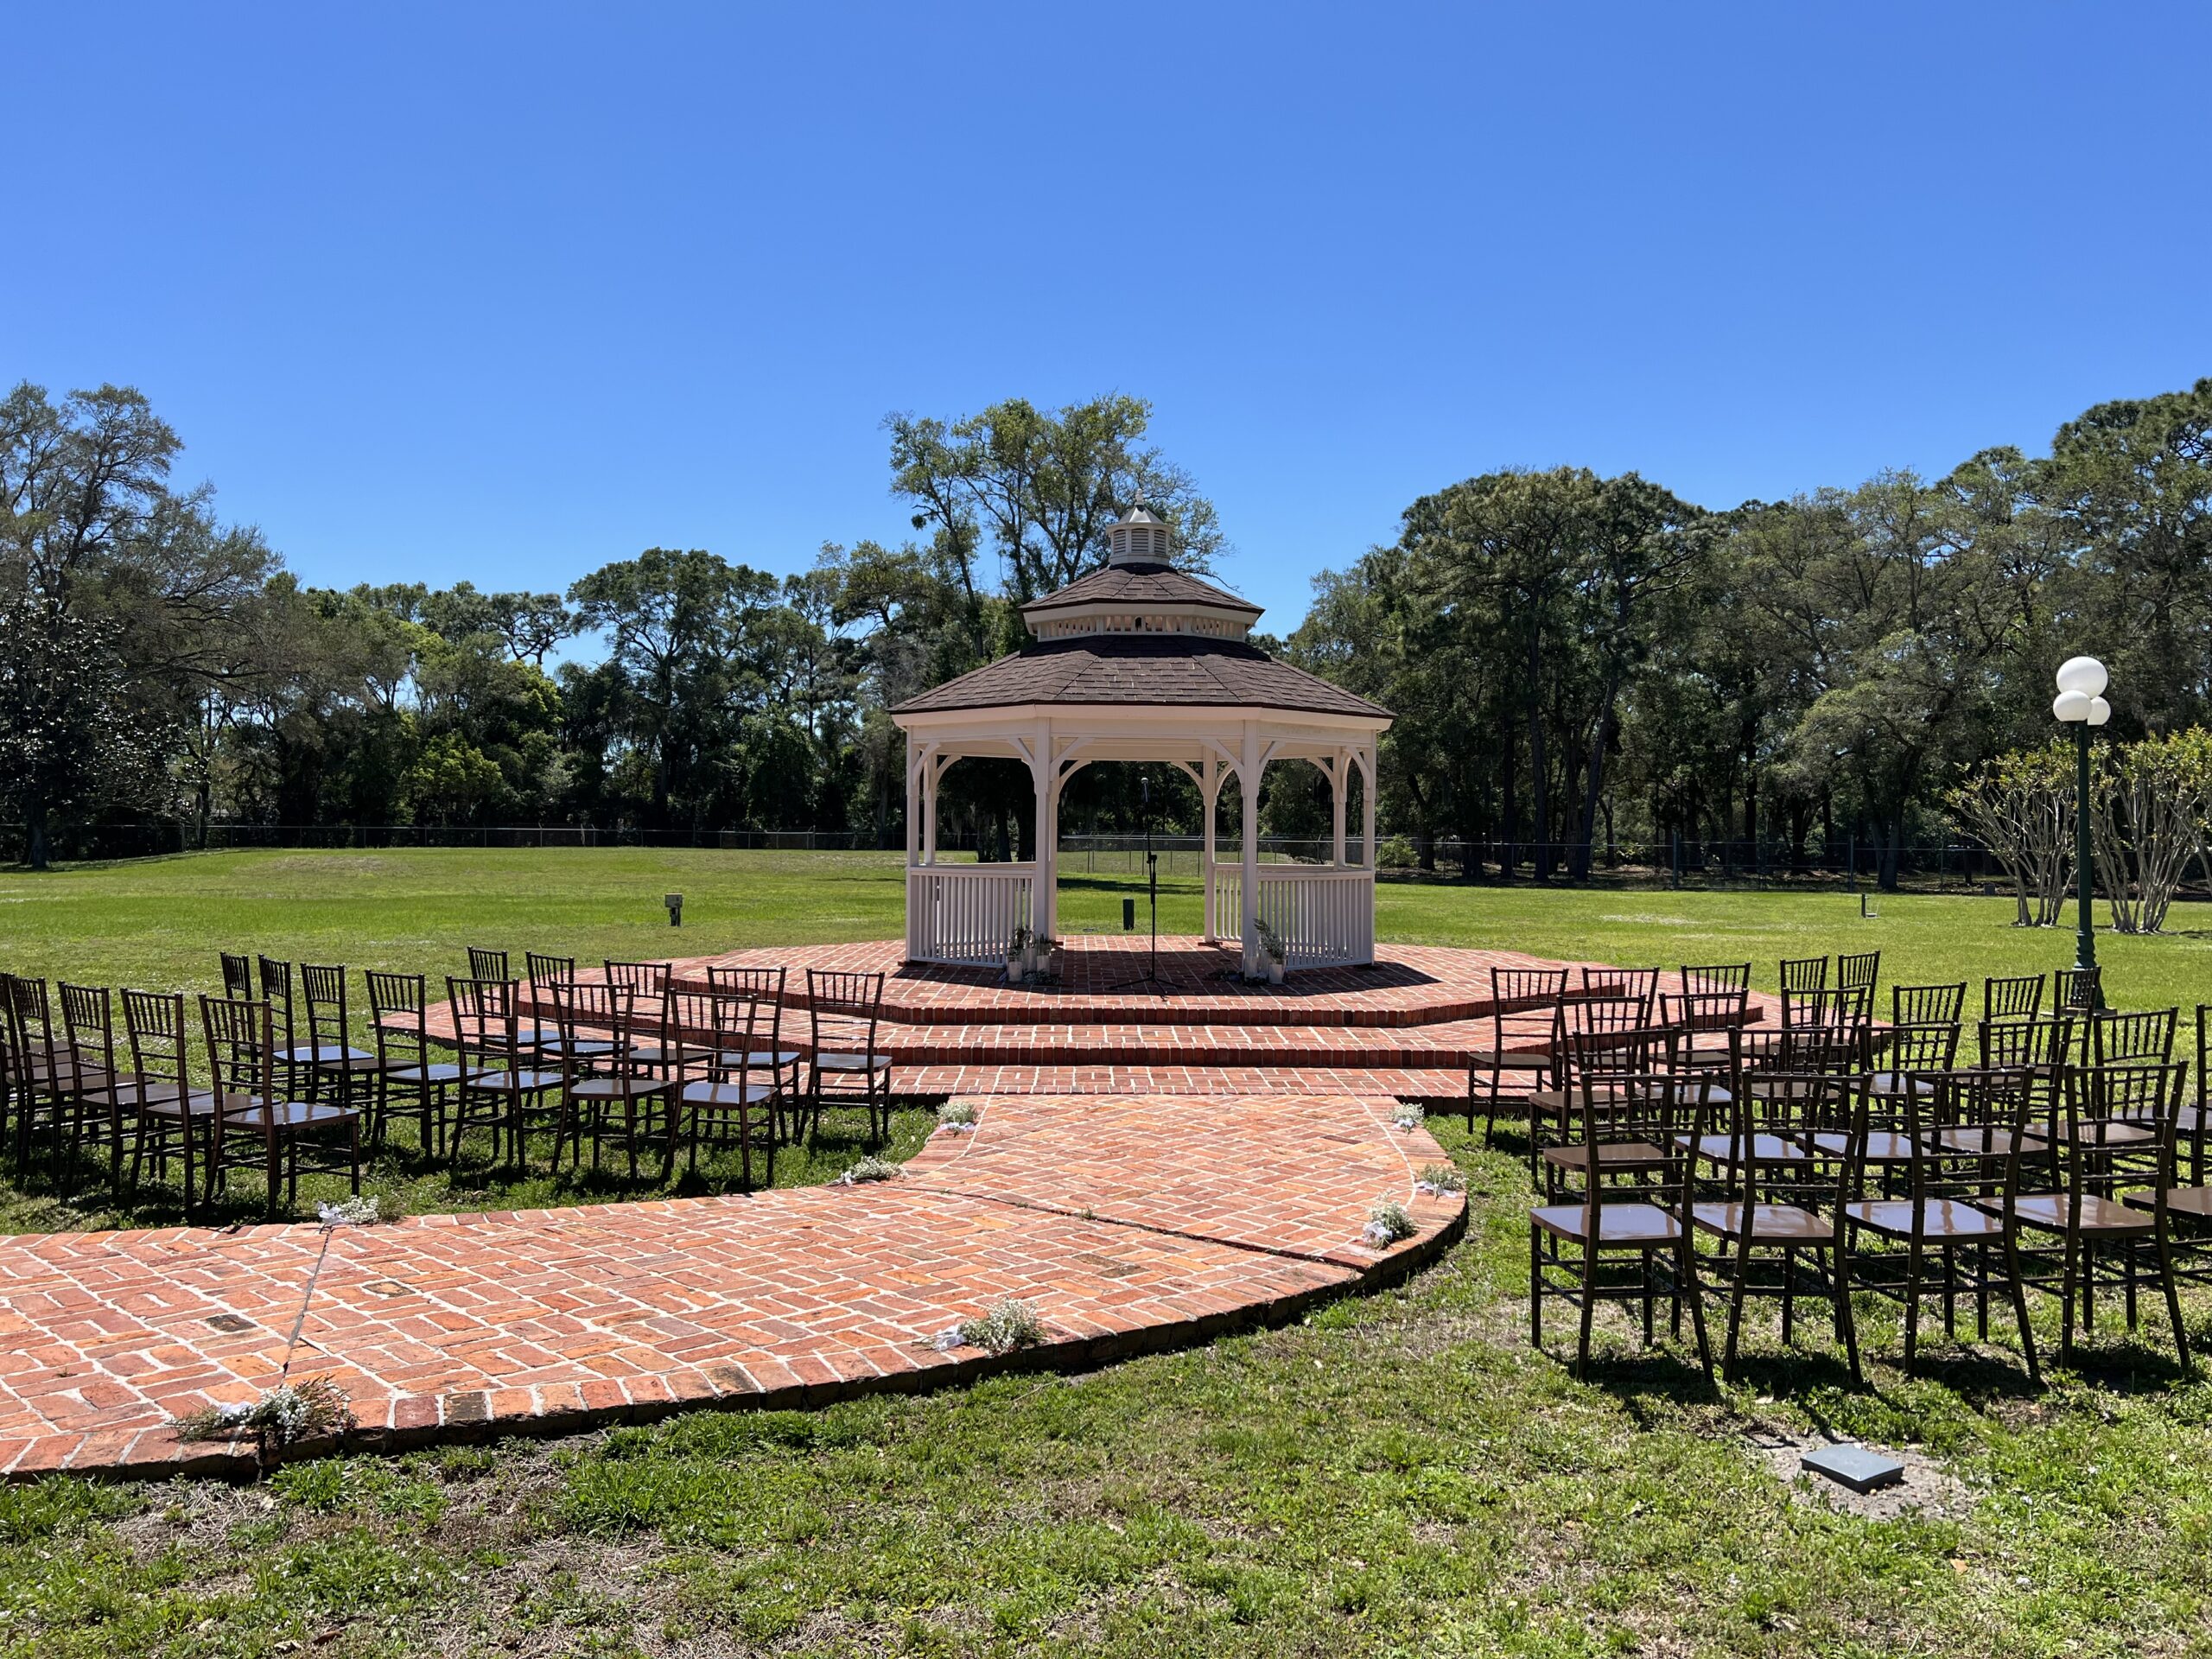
[{"left": 2, "top": 849, "right": 2209, "bottom": 1658}]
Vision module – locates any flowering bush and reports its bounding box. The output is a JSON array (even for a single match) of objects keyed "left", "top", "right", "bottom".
[{"left": 839, "top": 1155, "right": 903, "bottom": 1185}]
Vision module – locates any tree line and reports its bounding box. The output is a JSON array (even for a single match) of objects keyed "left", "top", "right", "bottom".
[
  {"left": 3, "top": 375, "right": 2208, "bottom": 880},
  {"left": 1292, "top": 378, "right": 2212, "bottom": 889}
]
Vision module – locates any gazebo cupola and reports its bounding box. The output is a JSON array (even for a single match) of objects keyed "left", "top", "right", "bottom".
[{"left": 892, "top": 504, "right": 1392, "bottom": 976}]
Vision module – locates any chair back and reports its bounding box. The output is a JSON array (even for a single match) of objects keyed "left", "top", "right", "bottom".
[
  {"left": 365, "top": 970, "right": 429, "bottom": 1068},
  {"left": 2056, "top": 1061, "right": 2185, "bottom": 1228},
  {"left": 198, "top": 994, "right": 276, "bottom": 1122},
  {"left": 257, "top": 956, "right": 297, "bottom": 1046},
  {"left": 2055, "top": 965, "right": 2102, "bottom": 1015},
  {"left": 219, "top": 952, "right": 255, "bottom": 1001},
  {"left": 1983, "top": 972, "right": 2044, "bottom": 1022},
  {"left": 1577, "top": 965, "right": 1657, "bottom": 1023},
  {"left": 58, "top": 982, "right": 120, "bottom": 1077},
  {"left": 1778, "top": 955, "right": 1828, "bottom": 994},
  {"left": 706, "top": 964, "right": 789, "bottom": 1055},
  {"left": 525, "top": 951, "right": 575, "bottom": 991},
  {"left": 467, "top": 946, "right": 511, "bottom": 982},
  {"left": 1681, "top": 962, "right": 1751, "bottom": 999},
  {"left": 123, "top": 989, "right": 192, "bottom": 1103},
  {"left": 1659, "top": 989, "right": 1745, "bottom": 1078},
  {"left": 1892, "top": 981, "right": 1966, "bottom": 1027},
  {"left": 7, "top": 976, "right": 65, "bottom": 1083},
  {"left": 1866, "top": 1066, "right": 2033, "bottom": 1242},
  {"left": 604, "top": 960, "right": 671, "bottom": 1007},
  {"left": 1488, "top": 966, "right": 1567, "bottom": 1052},
  {"left": 1559, "top": 995, "right": 1669, "bottom": 1089},
  {"left": 667, "top": 987, "right": 764, "bottom": 1082},
  {"left": 2090, "top": 1007, "right": 2175, "bottom": 1066},
  {"left": 301, "top": 963, "right": 355, "bottom": 1058},
  {"left": 447, "top": 976, "right": 522, "bottom": 1065},
  {"left": 549, "top": 979, "right": 650, "bottom": 1080},
  {"left": 807, "top": 969, "right": 886, "bottom": 1060},
  {"left": 1567, "top": 1070, "right": 1702, "bottom": 1229},
  {"left": 1883, "top": 1020, "right": 1961, "bottom": 1077},
  {"left": 1837, "top": 950, "right": 1880, "bottom": 995}
]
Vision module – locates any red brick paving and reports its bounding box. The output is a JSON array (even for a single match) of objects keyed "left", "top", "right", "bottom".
[
  {"left": 0, "top": 1092, "right": 1460, "bottom": 1478},
  {"left": 15, "top": 938, "right": 1775, "bottom": 1478}
]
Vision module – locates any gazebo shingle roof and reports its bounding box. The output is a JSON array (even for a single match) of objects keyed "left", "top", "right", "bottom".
[
  {"left": 1020, "top": 560, "right": 1262, "bottom": 618},
  {"left": 892, "top": 633, "right": 1389, "bottom": 718}
]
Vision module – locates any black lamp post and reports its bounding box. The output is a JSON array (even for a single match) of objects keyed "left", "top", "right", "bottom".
[{"left": 2050, "top": 655, "right": 2111, "bottom": 1007}]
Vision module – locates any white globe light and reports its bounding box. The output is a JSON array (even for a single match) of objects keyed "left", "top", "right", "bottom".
[
  {"left": 2053, "top": 690, "right": 2091, "bottom": 722},
  {"left": 2056, "top": 656, "right": 2108, "bottom": 698},
  {"left": 2088, "top": 696, "right": 2112, "bottom": 728}
]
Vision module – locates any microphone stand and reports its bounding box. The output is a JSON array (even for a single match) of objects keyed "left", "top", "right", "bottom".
[{"left": 1107, "top": 770, "right": 1167, "bottom": 997}]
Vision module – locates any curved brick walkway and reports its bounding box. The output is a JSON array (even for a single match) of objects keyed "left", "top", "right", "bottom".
[{"left": 0, "top": 1093, "right": 1462, "bottom": 1479}]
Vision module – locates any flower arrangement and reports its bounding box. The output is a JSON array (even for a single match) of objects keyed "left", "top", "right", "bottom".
[
  {"left": 317, "top": 1195, "right": 383, "bottom": 1229},
  {"left": 931, "top": 1297, "right": 1047, "bottom": 1354},
  {"left": 1391, "top": 1102, "right": 1426, "bottom": 1134},
  {"left": 1362, "top": 1198, "right": 1416, "bottom": 1246},
  {"left": 1414, "top": 1163, "right": 1466, "bottom": 1196},
  {"left": 937, "top": 1102, "right": 980, "bottom": 1134},
  {"left": 838, "top": 1155, "right": 903, "bottom": 1185},
  {"left": 170, "top": 1376, "right": 354, "bottom": 1453}
]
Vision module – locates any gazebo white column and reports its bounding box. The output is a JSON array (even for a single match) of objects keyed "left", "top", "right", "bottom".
[
  {"left": 1240, "top": 720, "right": 1261, "bottom": 972},
  {"left": 1032, "top": 715, "right": 1056, "bottom": 942},
  {"left": 1360, "top": 742, "right": 1376, "bottom": 868},
  {"left": 1331, "top": 747, "right": 1348, "bottom": 867},
  {"left": 1200, "top": 755, "right": 1220, "bottom": 941}
]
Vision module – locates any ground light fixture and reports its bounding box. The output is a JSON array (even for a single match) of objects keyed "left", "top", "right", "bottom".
[{"left": 2050, "top": 655, "right": 2109, "bottom": 1007}]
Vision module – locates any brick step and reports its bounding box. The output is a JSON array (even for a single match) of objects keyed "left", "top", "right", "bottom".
[
  {"left": 902, "top": 1063, "right": 1477, "bottom": 1099},
  {"left": 877, "top": 1016, "right": 1554, "bottom": 1071}
]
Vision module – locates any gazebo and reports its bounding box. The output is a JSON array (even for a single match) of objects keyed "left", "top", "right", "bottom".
[{"left": 891, "top": 508, "right": 1393, "bottom": 976}]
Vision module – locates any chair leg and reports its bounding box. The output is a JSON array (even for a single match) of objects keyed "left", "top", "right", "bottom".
[
  {"left": 1574, "top": 1238, "right": 1598, "bottom": 1381},
  {"left": 1679, "top": 1230, "right": 1712, "bottom": 1378},
  {"left": 2157, "top": 1227, "right": 2194, "bottom": 1376},
  {"left": 2005, "top": 1235, "right": 2042, "bottom": 1387},
  {"left": 1529, "top": 1223, "right": 1543, "bottom": 1351},
  {"left": 1903, "top": 1241, "right": 1924, "bottom": 1372}
]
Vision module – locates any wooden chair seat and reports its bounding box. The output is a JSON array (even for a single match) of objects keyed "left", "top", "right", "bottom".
[
  {"left": 1541, "top": 1140, "right": 1665, "bottom": 1173},
  {"left": 130, "top": 1084, "right": 221, "bottom": 1119},
  {"left": 1468, "top": 1049, "right": 1549, "bottom": 1070},
  {"left": 1690, "top": 1201, "right": 1829, "bottom": 1243},
  {"left": 1676, "top": 1132, "right": 1814, "bottom": 1164},
  {"left": 815, "top": 1051, "right": 893, "bottom": 1072},
  {"left": 380, "top": 1062, "right": 476, "bottom": 1087},
  {"left": 569, "top": 1076, "right": 671, "bottom": 1102},
  {"left": 276, "top": 1044, "right": 379, "bottom": 1081},
  {"left": 2124, "top": 1186, "right": 2212, "bottom": 1221},
  {"left": 2020, "top": 1121, "right": 2157, "bottom": 1152},
  {"left": 680, "top": 1079, "right": 774, "bottom": 1109},
  {"left": 2006, "top": 1192, "right": 2158, "bottom": 1235},
  {"left": 1932, "top": 1125, "right": 2044, "bottom": 1157},
  {"left": 1843, "top": 1198, "right": 2008, "bottom": 1240},
  {"left": 469, "top": 1068, "right": 564, "bottom": 1094},
  {"left": 1807, "top": 1128, "right": 1916, "bottom": 1162},
  {"left": 218, "top": 1096, "right": 359, "bottom": 1131},
  {"left": 1531, "top": 1202, "right": 1682, "bottom": 1245},
  {"left": 1866, "top": 1072, "right": 1938, "bottom": 1097}
]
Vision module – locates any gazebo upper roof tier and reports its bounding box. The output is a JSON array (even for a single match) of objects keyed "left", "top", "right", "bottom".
[
  {"left": 890, "top": 631, "right": 1389, "bottom": 721},
  {"left": 1020, "top": 560, "right": 1262, "bottom": 624}
]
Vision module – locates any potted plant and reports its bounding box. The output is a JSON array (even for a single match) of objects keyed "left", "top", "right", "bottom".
[
  {"left": 1257, "top": 920, "right": 1287, "bottom": 985},
  {"left": 1006, "top": 924, "right": 1034, "bottom": 982},
  {"left": 1038, "top": 935, "right": 1063, "bottom": 980}
]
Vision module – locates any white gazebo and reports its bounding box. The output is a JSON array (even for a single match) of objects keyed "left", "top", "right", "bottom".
[{"left": 892, "top": 507, "right": 1394, "bottom": 976}]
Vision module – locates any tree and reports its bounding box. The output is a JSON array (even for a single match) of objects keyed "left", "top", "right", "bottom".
[
  {"left": 1945, "top": 744, "right": 2073, "bottom": 926},
  {"left": 2090, "top": 730, "right": 2212, "bottom": 934},
  {"left": 887, "top": 395, "right": 1225, "bottom": 604}
]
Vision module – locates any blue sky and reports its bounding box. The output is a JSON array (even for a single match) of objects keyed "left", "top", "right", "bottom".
[{"left": 10, "top": 3, "right": 2209, "bottom": 635}]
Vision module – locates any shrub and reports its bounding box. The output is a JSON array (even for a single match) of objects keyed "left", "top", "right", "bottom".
[
  {"left": 1362, "top": 1199, "right": 1416, "bottom": 1246},
  {"left": 838, "top": 1156, "right": 903, "bottom": 1185}
]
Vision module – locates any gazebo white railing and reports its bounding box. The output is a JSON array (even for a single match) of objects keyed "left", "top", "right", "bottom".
[
  {"left": 1213, "top": 864, "right": 1374, "bottom": 970},
  {"left": 906, "top": 862, "right": 1034, "bottom": 966}
]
